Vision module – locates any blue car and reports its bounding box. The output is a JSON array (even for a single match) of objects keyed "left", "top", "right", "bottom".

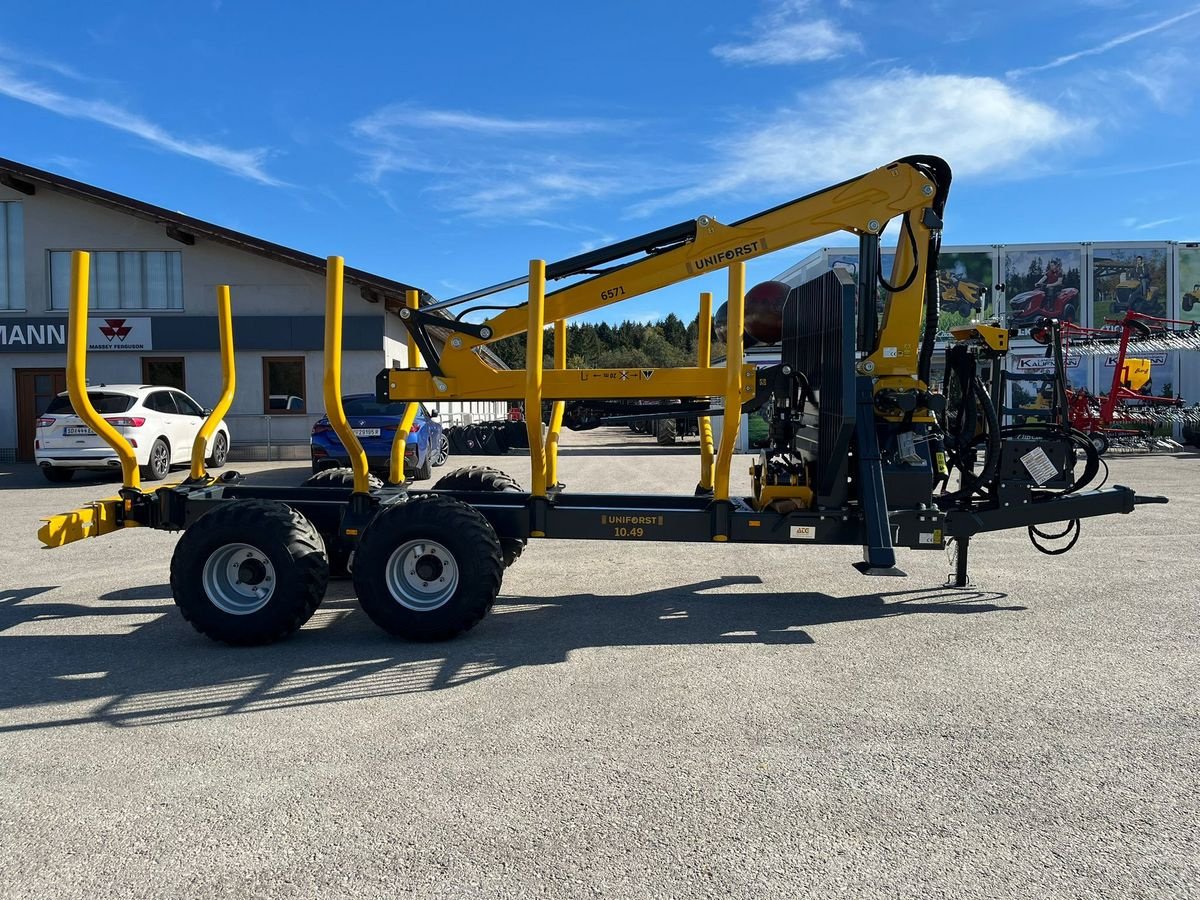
[{"left": 311, "top": 394, "right": 448, "bottom": 480}]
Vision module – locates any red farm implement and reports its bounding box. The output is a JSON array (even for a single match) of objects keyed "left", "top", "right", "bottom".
[{"left": 1028, "top": 311, "right": 1200, "bottom": 453}]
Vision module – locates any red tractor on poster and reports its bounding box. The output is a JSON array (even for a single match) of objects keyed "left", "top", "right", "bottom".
[{"left": 1008, "top": 258, "right": 1079, "bottom": 327}]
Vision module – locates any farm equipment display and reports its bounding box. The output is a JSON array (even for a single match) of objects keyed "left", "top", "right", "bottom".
[
  {"left": 1094, "top": 257, "right": 1165, "bottom": 317},
  {"left": 938, "top": 270, "right": 988, "bottom": 318},
  {"left": 1183, "top": 283, "right": 1200, "bottom": 314},
  {"left": 39, "top": 156, "right": 1167, "bottom": 646},
  {"left": 1008, "top": 283, "right": 1080, "bottom": 327},
  {"left": 1024, "top": 311, "right": 1200, "bottom": 452}
]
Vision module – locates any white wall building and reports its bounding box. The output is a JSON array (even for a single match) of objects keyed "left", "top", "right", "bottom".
[{"left": 0, "top": 158, "right": 509, "bottom": 463}]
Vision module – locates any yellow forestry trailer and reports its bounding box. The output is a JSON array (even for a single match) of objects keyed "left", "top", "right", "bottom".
[{"left": 38, "top": 156, "right": 1165, "bottom": 645}]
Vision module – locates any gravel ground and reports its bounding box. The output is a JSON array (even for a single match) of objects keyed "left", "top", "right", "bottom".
[{"left": 1, "top": 429, "right": 1197, "bottom": 899}]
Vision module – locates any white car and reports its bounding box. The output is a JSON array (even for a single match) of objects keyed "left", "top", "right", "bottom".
[{"left": 35, "top": 384, "right": 231, "bottom": 483}]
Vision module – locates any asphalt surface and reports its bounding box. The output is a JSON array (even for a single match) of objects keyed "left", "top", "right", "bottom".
[{"left": 1, "top": 430, "right": 1197, "bottom": 899}]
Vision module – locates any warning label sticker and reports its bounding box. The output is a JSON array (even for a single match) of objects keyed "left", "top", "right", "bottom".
[{"left": 1020, "top": 446, "right": 1058, "bottom": 485}]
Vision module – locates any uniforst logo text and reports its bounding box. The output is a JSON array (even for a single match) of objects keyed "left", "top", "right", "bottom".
[{"left": 691, "top": 241, "right": 763, "bottom": 272}]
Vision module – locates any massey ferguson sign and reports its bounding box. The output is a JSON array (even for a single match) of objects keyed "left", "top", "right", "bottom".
[
  {"left": 89, "top": 317, "right": 151, "bottom": 351},
  {"left": 0, "top": 317, "right": 151, "bottom": 351}
]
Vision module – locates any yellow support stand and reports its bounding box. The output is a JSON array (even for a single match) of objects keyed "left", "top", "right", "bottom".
[
  {"left": 713, "top": 263, "right": 745, "bottom": 505},
  {"left": 67, "top": 251, "right": 141, "bottom": 491},
  {"left": 525, "top": 260, "right": 548, "bottom": 500},
  {"left": 696, "top": 291, "right": 715, "bottom": 493},
  {"left": 389, "top": 289, "right": 422, "bottom": 485},
  {"left": 189, "top": 284, "right": 235, "bottom": 481},
  {"left": 545, "top": 319, "right": 566, "bottom": 489},
  {"left": 323, "top": 256, "right": 372, "bottom": 494}
]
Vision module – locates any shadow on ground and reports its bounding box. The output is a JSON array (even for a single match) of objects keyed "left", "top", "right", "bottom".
[{"left": 0, "top": 577, "right": 1022, "bottom": 732}]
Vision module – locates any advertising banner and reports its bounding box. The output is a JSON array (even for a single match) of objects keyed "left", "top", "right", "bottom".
[
  {"left": 1179, "top": 245, "right": 1200, "bottom": 324},
  {"left": 1092, "top": 245, "right": 1169, "bottom": 323},
  {"left": 1003, "top": 246, "right": 1084, "bottom": 328},
  {"left": 0, "top": 316, "right": 152, "bottom": 352},
  {"left": 1006, "top": 351, "right": 1087, "bottom": 425},
  {"left": 936, "top": 250, "right": 995, "bottom": 338}
]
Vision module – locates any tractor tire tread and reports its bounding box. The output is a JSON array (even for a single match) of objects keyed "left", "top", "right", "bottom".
[
  {"left": 303, "top": 467, "right": 383, "bottom": 489},
  {"left": 353, "top": 494, "right": 503, "bottom": 641},
  {"left": 169, "top": 499, "right": 328, "bottom": 646},
  {"left": 432, "top": 466, "right": 525, "bottom": 566}
]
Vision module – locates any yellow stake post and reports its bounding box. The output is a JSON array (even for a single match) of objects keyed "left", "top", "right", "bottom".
[
  {"left": 713, "top": 263, "right": 745, "bottom": 506},
  {"left": 67, "top": 251, "right": 140, "bottom": 491},
  {"left": 545, "top": 319, "right": 566, "bottom": 488},
  {"left": 696, "top": 291, "right": 715, "bottom": 493},
  {"left": 189, "top": 284, "right": 236, "bottom": 481},
  {"left": 323, "top": 256, "right": 372, "bottom": 494},
  {"left": 525, "top": 260, "right": 548, "bottom": 499},
  {"left": 389, "top": 289, "right": 422, "bottom": 485}
]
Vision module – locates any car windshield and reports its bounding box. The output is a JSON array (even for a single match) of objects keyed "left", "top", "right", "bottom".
[
  {"left": 341, "top": 397, "right": 425, "bottom": 418},
  {"left": 44, "top": 392, "right": 136, "bottom": 415}
]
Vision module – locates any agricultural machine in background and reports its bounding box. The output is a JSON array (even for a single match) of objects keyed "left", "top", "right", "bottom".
[
  {"left": 1094, "top": 257, "right": 1165, "bottom": 317},
  {"left": 1022, "top": 311, "right": 1200, "bottom": 453},
  {"left": 938, "top": 270, "right": 988, "bottom": 318},
  {"left": 1183, "top": 283, "right": 1200, "bottom": 313},
  {"left": 38, "top": 156, "right": 1168, "bottom": 648}
]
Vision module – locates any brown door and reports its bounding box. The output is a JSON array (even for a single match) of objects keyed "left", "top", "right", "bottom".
[{"left": 15, "top": 368, "right": 67, "bottom": 461}]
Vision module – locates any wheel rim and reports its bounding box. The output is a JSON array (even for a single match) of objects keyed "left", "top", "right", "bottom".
[
  {"left": 152, "top": 442, "right": 169, "bottom": 474},
  {"left": 432, "top": 435, "right": 449, "bottom": 466},
  {"left": 202, "top": 542, "right": 276, "bottom": 615},
  {"left": 214, "top": 433, "right": 227, "bottom": 464},
  {"left": 384, "top": 539, "right": 459, "bottom": 612},
  {"left": 1092, "top": 435, "right": 1105, "bottom": 451}
]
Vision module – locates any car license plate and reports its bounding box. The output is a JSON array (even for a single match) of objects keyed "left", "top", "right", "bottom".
[
  {"left": 63, "top": 426, "right": 94, "bottom": 436},
  {"left": 352, "top": 428, "right": 380, "bottom": 437}
]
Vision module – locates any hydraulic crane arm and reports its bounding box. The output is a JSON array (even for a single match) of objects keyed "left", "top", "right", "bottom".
[{"left": 387, "top": 155, "right": 948, "bottom": 401}]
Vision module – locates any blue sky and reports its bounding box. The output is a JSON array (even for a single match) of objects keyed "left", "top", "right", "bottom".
[{"left": 1, "top": 0, "right": 1198, "bottom": 324}]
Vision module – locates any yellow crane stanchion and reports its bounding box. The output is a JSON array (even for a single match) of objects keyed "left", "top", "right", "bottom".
[
  {"left": 189, "top": 284, "right": 235, "bottom": 481},
  {"left": 525, "top": 259, "right": 548, "bottom": 505},
  {"left": 68, "top": 250, "right": 141, "bottom": 492},
  {"left": 545, "top": 319, "right": 566, "bottom": 489},
  {"left": 712, "top": 262, "right": 745, "bottom": 515},
  {"left": 388, "top": 289, "right": 422, "bottom": 485},
  {"left": 323, "top": 255, "right": 372, "bottom": 494},
  {"left": 696, "top": 291, "right": 715, "bottom": 493}
]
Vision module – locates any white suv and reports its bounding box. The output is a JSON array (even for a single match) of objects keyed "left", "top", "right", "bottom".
[{"left": 34, "top": 384, "right": 231, "bottom": 483}]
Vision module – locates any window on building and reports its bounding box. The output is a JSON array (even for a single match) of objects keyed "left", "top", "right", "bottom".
[
  {"left": 49, "top": 250, "right": 183, "bottom": 311},
  {"left": 263, "top": 357, "right": 306, "bottom": 413},
  {"left": 0, "top": 202, "right": 25, "bottom": 310},
  {"left": 142, "top": 357, "right": 186, "bottom": 391}
]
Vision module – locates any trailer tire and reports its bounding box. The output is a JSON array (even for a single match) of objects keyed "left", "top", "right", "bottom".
[
  {"left": 656, "top": 418, "right": 677, "bottom": 445},
  {"left": 301, "top": 467, "right": 383, "bottom": 490},
  {"left": 432, "top": 466, "right": 526, "bottom": 566},
  {"left": 353, "top": 494, "right": 503, "bottom": 641},
  {"left": 170, "top": 499, "right": 329, "bottom": 645},
  {"left": 1088, "top": 431, "right": 1110, "bottom": 456}
]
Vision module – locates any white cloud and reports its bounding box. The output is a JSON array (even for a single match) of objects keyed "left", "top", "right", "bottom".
[
  {"left": 1008, "top": 5, "right": 1200, "bottom": 77},
  {"left": 1135, "top": 216, "right": 1183, "bottom": 230},
  {"left": 0, "top": 64, "right": 283, "bottom": 186},
  {"left": 357, "top": 104, "right": 621, "bottom": 137},
  {"left": 632, "top": 72, "right": 1090, "bottom": 215},
  {"left": 0, "top": 41, "right": 92, "bottom": 82},
  {"left": 713, "top": 0, "right": 862, "bottom": 65},
  {"left": 351, "top": 104, "right": 680, "bottom": 217}
]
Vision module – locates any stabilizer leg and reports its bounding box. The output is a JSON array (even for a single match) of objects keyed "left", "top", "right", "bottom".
[{"left": 851, "top": 376, "right": 905, "bottom": 577}]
